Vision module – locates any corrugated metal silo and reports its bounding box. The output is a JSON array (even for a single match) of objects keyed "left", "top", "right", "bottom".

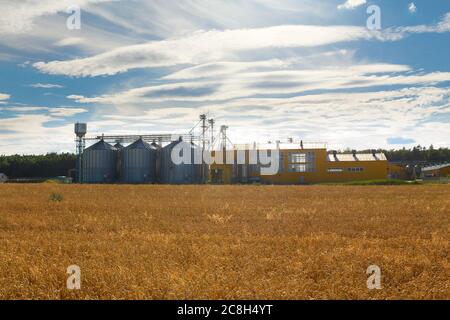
[
  {"left": 160, "top": 139, "right": 203, "bottom": 184},
  {"left": 121, "top": 138, "right": 156, "bottom": 183},
  {"left": 82, "top": 140, "right": 117, "bottom": 183}
]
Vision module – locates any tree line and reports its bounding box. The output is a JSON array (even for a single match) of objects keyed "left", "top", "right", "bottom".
[
  {"left": 351, "top": 145, "right": 450, "bottom": 163},
  {"left": 0, "top": 153, "right": 77, "bottom": 178},
  {"left": 0, "top": 146, "right": 449, "bottom": 178}
]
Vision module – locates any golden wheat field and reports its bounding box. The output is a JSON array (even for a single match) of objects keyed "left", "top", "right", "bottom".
[{"left": 0, "top": 184, "right": 449, "bottom": 300}]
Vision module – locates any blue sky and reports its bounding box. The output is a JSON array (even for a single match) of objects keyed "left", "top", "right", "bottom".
[{"left": 0, "top": 0, "right": 449, "bottom": 155}]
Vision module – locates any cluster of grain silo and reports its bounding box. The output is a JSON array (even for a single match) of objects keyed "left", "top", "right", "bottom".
[
  {"left": 81, "top": 137, "right": 203, "bottom": 184},
  {"left": 75, "top": 118, "right": 391, "bottom": 185}
]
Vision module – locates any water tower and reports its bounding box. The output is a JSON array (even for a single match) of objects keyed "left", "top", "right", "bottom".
[{"left": 74, "top": 123, "right": 87, "bottom": 183}]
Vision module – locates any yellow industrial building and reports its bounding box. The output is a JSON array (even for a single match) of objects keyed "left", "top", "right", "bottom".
[
  {"left": 209, "top": 144, "right": 388, "bottom": 184},
  {"left": 388, "top": 163, "right": 408, "bottom": 180}
]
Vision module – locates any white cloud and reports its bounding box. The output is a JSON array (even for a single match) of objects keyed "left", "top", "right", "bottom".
[
  {"left": 84, "top": 0, "right": 333, "bottom": 38},
  {"left": 31, "top": 83, "right": 64, "bottom": 89},
  {"left": 409, "top": 3, "right": 417, "bottom": 14},
  {"left": 0, "top": 1, "right": 141, "bottom": 57},
  {"left": 391, "top": 13, "right": 450, "bottom": 34},
  {"left": 337, "top": 0, "right": 366, "bottom": 10},
  {"left": 67, "top": 66, "right": 450, "bottom": 105},
  {"left": 33, "top": 12, "right": 450, "bottom": 77},
  {"left": 436, "top": 12, "right": 450, "bottom": 32},
  {"left": 54, "top": 37, "right": 85, "bottom": 47},
  {"left": 0, "top": 0, "right": 333, "bottom": 58},
  {"left": 0, "top": 114, "right": 53, "bottom": 133},
  {"left": 67, "top": 95, "right": 86, "bottom": 101},
  {"left": 0, "top": 105, "right": 88, "bottom": 155},
  {"left": 0, "top": 93, "right": 10, "bottom": 101},
  {"left": 34, "top": 25, "right": 375, "bottom": 77},
  {"left": 0, "top": 105, "right": 87, "bottom": 116},
  {"left": 0, "top": 106, "right": 47, "bottom": 112},
  {"left": 0, "top": 114, "right": 75, "bottom": 155},
  {"left": 48, "top": 107, "right": 88, "bottom": 117},
  {"left": 0, "top": 0, "right": 118, "bottom": 35}
]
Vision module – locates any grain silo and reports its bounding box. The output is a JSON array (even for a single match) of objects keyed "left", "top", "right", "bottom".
[
  {"left": 160, "top": 139, "right": 203, "bottom": 184},
  {"left": 82, "top": 140, "right": 117, "bottom": 183},
  {"left": 121, "top": 138, "right": 157, "bottom": 183}
]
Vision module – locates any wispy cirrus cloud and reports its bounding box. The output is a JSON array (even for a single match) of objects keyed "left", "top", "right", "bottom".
[
  {"left": 0, "top": 0, "right": 140, "bottom": 57},
  {"left": 337, "top": 0, "right": 366, "bottom": 10},
  {"left": 33, "top": 13, "right": 450, "bottom": 78},
  {"left": 390, "top": 12, "right": 450, "bottom": 34},
  {"left": 0, "top": 0, "right": 119, "bottom": 35},
  {"left": 0, "top": 105, "right": 87, "bottom": 116},
  {"left": 67, "top": 64, "right": 450, "bottom": 105},
  {"left": 54, "top": 37, "right": 85, "bottom": 47},
  {"left": 34, "top": 25, "right": 375, "bottom": 77},
  {"left": 30, "top": 83, "right": 64, "bottom": 89}
]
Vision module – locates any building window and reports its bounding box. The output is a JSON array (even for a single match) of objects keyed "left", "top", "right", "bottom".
[
  {"left": 279, "top": 152, "right": 284, "bottom": 173},
  {"left": 347, "top": 167, "right": 364, "bottom": 173},
  {"left": 289, "top": 152, "right": 315, "bottom": 163},
  {"left": 328, "top": 168, "right": 344, "bottom": 173},
  {"left": 289, "top": 153, "right": 306, "bottom": 163},
  {"left": 289, "top": 164, "right": 306, "bottom": 172},
  {"left": 288, "top": 152, "right": 315, "bottom": 172},
  {"left": 289, "top": 163, "right": 315, "bottom": 173}
]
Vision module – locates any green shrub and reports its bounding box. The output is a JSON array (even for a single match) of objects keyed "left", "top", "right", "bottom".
[{"left": 49, "top": 192, "right": 63, "bottom": 202}]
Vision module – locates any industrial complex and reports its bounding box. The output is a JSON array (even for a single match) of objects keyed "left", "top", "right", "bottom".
[{"left": 74, "top": 115, "right": 393, "bottom": 185}]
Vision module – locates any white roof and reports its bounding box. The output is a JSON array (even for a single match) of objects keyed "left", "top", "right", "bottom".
[
  {"left": 422, "top": 163, "right": 450, "bottom": 172},
  {"left": 327, "top": 153, "right": 387, "bottom": 162},
  {"left": 232, "top": 142, "right": 327, "bottom": 150}
]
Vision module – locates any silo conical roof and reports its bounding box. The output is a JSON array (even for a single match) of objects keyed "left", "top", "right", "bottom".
[
  {"left": 85, "top": 140, "right": 114, "bottom": 151},
  {"left": 126, "top": 138, "right": 154, "bottom": 150},
  {"left": 163, "top": 139, "right": 182, "bottom": 150}
]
